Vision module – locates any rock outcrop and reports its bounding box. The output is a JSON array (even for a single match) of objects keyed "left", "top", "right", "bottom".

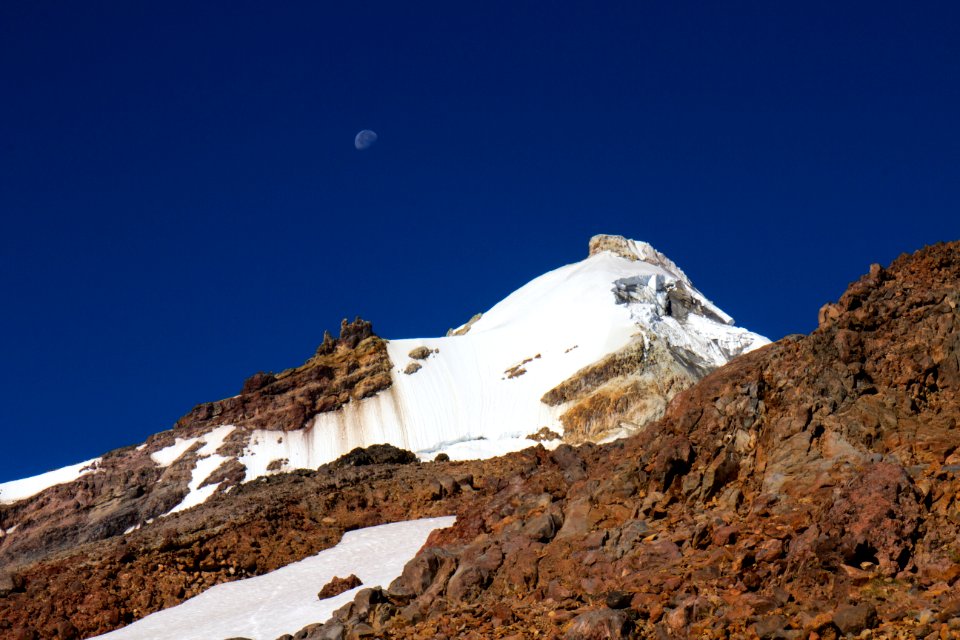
[
  {"left": 0, "top": 444, "right": 196, "bottom": 572},
  {"left": 176, "top": 317, "right": 392, "bottom": 433},
  {"left": 542, "top": 337, "right": 707, "bottom": 444},
  {"left": 317, "top": 574, "right": 362, "bottom": 600},
  {"left": 536, "top": 234, "right": 763, "bottom": 444}
]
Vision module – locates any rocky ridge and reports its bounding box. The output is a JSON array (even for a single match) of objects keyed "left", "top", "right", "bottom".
[
  {"left": 7, "top": 240, "right": 955, "bottom": 638},
  {"left": 175, "top": 317, "right": 392, "bottom": 433}
]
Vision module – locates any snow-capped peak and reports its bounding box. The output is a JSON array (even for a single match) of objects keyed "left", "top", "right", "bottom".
[{"left": 233, "top": 236, "right": 768, "bottom": 477}]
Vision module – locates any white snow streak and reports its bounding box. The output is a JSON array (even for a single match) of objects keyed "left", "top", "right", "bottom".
[
  {"left": 158, "top": 426, "right": 235, "bottom": 515},
  {"left": 150, "top": 438, "right": 199, "bottom": 467},
  {"left": 150, "top": 425, "right": 235, "bottom": 467},
  {"left": 164, "top": 454, "right": 227, "bottom": 515},
  {"left": 0, "top": 458, "right": 101, "bottom": 505},
  {"left": 91, "top": 516, "right": 456, "bottom": 640}
]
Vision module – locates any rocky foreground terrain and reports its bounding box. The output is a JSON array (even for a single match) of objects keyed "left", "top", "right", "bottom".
[{"left": 2, "top": 240, "right": 960, "bottom": 639}]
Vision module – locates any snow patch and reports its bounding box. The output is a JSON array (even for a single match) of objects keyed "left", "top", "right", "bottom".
[
  {"left": 91, "top": 516, "right": 456, "bottom": 640},
  {"left": 195, "top": 425, "right": 236, "bottom": 456},
  {"left": 0, "top": 458, "right": 101, "bottom": 505},
  {"left": 150, "top": 437, "right": 199, "bottom": 467},
  {"left": 150, "top": 425, "right": 235, "bottom": 468},
  {"left": 157, "top": 427, "right": 236, "bottom": 516},
  {"left": 164, "top": 455, "right": 228, "bottom": 515}
]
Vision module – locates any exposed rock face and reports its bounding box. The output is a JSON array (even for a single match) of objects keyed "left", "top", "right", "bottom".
[
  {"left": 0, "top": 444, "right": 196, "bottom": 572},
  {"left": 407, "top": 346, "right": 432, "bottom": 360},
  {"left": 542, "top": 338, "right": 706, "bottom": 444},
  {"left": 446, "top": 312, "right": 482, "bottom": 337},
  {"left": 177, "top": 317, "right": 392, "bottom": 433},
  {"left": 0, "top": 318, "right": 393, "bottom": 574},
  {"left": 538, "top": 234, "right": 762, "bottom": 444},
  {"left": 588, "top": 234, "right": 671, "bottom": 265}
]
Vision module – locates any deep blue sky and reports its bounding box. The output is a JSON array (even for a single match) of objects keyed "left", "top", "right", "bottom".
[{"left": 2, "top": 1, "right": 958, "bottom": 481}]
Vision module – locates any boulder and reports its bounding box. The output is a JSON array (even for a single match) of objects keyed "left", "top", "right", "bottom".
[
  {"left": 408, "top": 346, "right": 432, "bottom": 360},
  {"left": 564, "top": 609, "right": 633, "bottom": 639},
  {"left": 318, "top": 574, "right": 362, "bottom": 600},
  {"left": 832, "top": 603, "right": 877, "bottom": 635},
  {"left": 326, "top": 444, "right": 418, "bottom": 469}
]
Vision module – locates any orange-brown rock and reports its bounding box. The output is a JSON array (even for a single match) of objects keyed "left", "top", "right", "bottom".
[
  {"left": 318, "top": 574, "right": 362, "bottom": 600},
  {"left": 0, "top": 444, "right": 196, "bottom": 571}
]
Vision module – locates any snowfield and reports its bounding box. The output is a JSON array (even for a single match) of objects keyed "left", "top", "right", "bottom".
[{"left": 91, "top": 516, "right": 456, "bottom": 640}]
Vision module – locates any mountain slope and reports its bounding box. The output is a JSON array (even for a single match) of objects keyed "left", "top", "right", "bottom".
[
  {"left": 173, "top": 233, "right": 766, "bottom": 472},
  {"left": 1, "top": 241, "right": 959, "bottom": 638},
  {"left": 0, "top": 235, "right": 766, "bottom": 575},
  {"left": 293, "top": 240, "right": 960, "bottom": 639}
]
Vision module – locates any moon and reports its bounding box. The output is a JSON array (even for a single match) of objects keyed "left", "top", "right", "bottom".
[{"left": 354, "top": 129, "right": 378, "bottom": 150}]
